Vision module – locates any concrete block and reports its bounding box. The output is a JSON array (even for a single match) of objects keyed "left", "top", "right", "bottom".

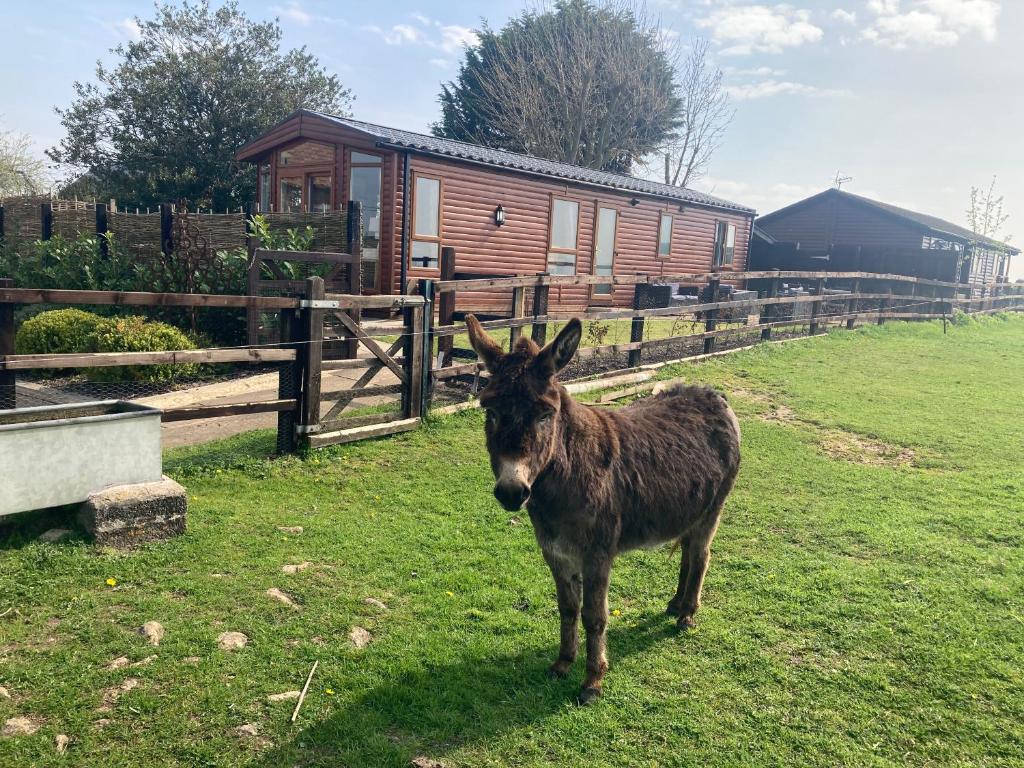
[{"left": 79, "top": 476, "right": 186, "bottom": 548}]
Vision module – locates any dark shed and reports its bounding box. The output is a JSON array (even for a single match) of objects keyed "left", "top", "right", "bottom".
[{"left": 752, "top": 188, "right": 1018, "bottom": 284}]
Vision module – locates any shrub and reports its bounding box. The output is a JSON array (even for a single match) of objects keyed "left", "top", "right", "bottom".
[
  {"left": 950, "top": 309, "right": 973, "bottom": 327},
  {"left": 15, "top": 309, "right": 105, "bottom": 356},
  {"left": 87, "top": 316, "right": 199, "bottom": 383},
  {"left": 14, "top": 309, "right": 199, "bottom": 384}
]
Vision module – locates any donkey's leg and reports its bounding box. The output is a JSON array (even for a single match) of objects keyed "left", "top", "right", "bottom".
[
  {"left": 543, "top": 552, "right": 582, "bottom": 678},
  {"left": 578, "top": 560, "right": 612, "bottom": 705},
  {"left": 676, "top": 515, "right": 722, "bottom": 631},
  {"left": 665, "top": 534, "right": 691, "bottom": 617}
]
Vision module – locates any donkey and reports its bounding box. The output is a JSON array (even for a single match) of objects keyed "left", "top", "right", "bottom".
[{"left": 466, "top": 316, "right": 741, "bottom": 704}]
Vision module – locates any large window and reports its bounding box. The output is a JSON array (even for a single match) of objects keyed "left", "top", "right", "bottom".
[
  {"left": 592, "top": 207, "right": 617, "bottom": 297},
  {"left": 258, "top": 164, "right": 271, "bottom": 212},
  {"left": 411, "top": 176, "right": 441, "bottom": 269},
  {"left": 349, "top": 151, "right": 383, "bottom": 290},
  {"left": 307, "top": 174, "right": 332, "bottom": 213},
  {"left": 714, "top": 221, "right": 736, "bottom": 267},
  {"left": 657, "top": 214, "right": 673, "bottom": 257},
  {"left": 279, "top": 178, "right": 302, "bottom": 213},
  {"left": 547, "top": 198, "right": 580, "bottom": 275}
]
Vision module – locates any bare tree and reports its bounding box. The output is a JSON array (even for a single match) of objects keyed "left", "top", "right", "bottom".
[
  {"left": 435, "top": 1, "right": 680, "bottom": 173},
  {"left": 657, "top": 38, "right": 733, "bottom": 188},
  {"left": 0, "top": 122, "right": 48, "bottom": 197},
  {"left": 966, "top": 176, "right": 1011, "bottom": 244}
]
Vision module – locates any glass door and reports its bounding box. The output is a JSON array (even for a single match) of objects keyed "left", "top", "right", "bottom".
[
  {"left": 349, "top": 151, "right": 382, "bottom": 291},
  {"left": 591, "top": 206, "right": 617, "bottom": 300}
]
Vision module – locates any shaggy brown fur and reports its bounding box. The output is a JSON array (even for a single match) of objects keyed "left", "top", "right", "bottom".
[{"left": 466, "top": 316, "right": 741, "bottom": 705}]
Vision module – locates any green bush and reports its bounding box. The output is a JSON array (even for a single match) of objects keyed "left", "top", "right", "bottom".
[
  {"left": 15, "top": 309, "right": 105, "bottom": 356},
  {"left": 13, "top": 309, "right": 199, "bottom": 384},
  {"left": 87, "top": 316, "right": 199, "bottom": 383}
]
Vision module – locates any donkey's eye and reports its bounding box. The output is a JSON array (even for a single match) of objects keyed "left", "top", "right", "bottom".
[{"left": 536, "top": 412, "right": 553, "bottom": 426}]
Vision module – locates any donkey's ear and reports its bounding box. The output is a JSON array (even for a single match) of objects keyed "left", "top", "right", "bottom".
[
  {"left": 465, "top": 314, "right": 503, "bottom": 373},
  {"left": 536, "top": 318, "right": 582, "bottom": 377}
]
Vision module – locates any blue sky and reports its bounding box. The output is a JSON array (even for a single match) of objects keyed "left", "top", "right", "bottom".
[{"left": 3, "top": 1, "right": 1021, "bottom": 273}]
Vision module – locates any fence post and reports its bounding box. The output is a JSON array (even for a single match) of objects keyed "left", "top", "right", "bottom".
[
  {"left": 703, "top": 277, "right": 721, "bottom": 354},
  {"left": 0, "top": 278, "right": 14, "bottom": 410},
  {"left": 402, "top": 285, "right": 423, "bottom": 419},
  {"left": 809, "top": 277, "right": 825, "bottom": 335},
  {"left": 297, "top": 277, "right": 325, "bottom": 446},
  {"left": 509, "top": 286, "right": 526, "bottom": 348},
  {"left": 343, "top": 201, "right": 363, "bottom": 360},
  {"left": 437, "top": 247, "right": 456, "bottom": 367},
  {"left": 628, "top": 279, "right": 649, "bottom": 368},
  {"left": 878, "top": 283, "right": 893, "bottom": 325},
  {"left": 0, "top": 203, "right": 5, "bottom": 240},
  {"left": 531, "top": 273, "right": 550, "bottom": 347},
  {"left": 95, "top": 203, "right": 109, "bottom": 258},
  {"left": 276, "top": 307, "right": 300, "bottom": 454},
  {"left": 760, "top": 273, "right": 780, "bottom": 341},
  {"left": 160, "top": 203, "right": 174, "bottom": 256},
  {"left": 846, "top": 277, "right": 860, "bottom": 330},
  {"left": 418, "top": 279, "right": 435, "bottom": 416},
  {"left": 41, "top": 201, "right": 52, "bottom": 241},
  {"left": 244, "top": 203, "right": 260, "bottom": 346}
]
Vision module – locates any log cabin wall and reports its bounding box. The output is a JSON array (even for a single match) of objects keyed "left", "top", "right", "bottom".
[
  {"left": 395, "top": 154, "right": 751, "bottom": 312},
  {"left": 758, "top": 194, "right": 923, "bottom": 251}
]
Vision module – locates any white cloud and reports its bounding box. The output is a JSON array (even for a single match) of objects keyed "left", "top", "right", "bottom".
[
  {"left": 430, "top": 58, "right": 451, "bottom": 68},
  {"left": 116, "top": 17, "right": 142, "bottom": 40},
  {"left": 725, "top": 79, "right": 849, "bottom": 99},
  {"left": 437, "top": 24, "right": 479, "bottom": 53},
  {"left": 862, "top": 0, "right": 1001, "bottom": 49},
  {"left": 272, "top": 1, "right": 312, "bottom": 26},
  {"left": 832, "top": 9, "right": 858, "bottom": 24},
  {"left": 723, "top": 65, "right": 788, "bottom": 77},
  {"left": 361, "top": 16, "right": 478, "bottom": 53},
  {"left": 692, "top": 178, "right": 824, "bottom": 215},
  {"left": 696, "top": 4, "right": 824, "bottom": 55}
]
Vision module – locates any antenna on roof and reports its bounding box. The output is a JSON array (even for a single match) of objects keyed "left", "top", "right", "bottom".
[{"left": 833, "top": 171, "right": 853, "bottom": 190}]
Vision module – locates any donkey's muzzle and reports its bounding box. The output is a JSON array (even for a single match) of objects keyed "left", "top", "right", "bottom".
[{"left": 494, "top": 481, "right": 530, "bottom": 512}]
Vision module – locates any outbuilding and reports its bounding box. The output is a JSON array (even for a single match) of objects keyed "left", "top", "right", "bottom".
[
  {"left": 235, "top": 110, "right": 754, "bottom": 310},
  {"left": 752, "top": 188, "right": 1017, "bottom": 285}
]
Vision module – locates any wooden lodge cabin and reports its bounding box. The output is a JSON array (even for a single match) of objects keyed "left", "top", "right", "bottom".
[
  {"left": 752, "top": 188, "right": 1018, "bottom": 286},
  {"left": 235, "top": 110, "right": 755, "bottom": 312}
]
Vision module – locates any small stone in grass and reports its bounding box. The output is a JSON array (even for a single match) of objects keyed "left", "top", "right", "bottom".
[
  {"left": 281, "top": 562, "right": 313, "bottom": 574},
  {"left": 349, "top": 626, "right": 372, "bottom": 649},
  {"left": 0, "top": 686, "right": 10, "bottom": 700},
  {"left": 139, "top": 621, "right": 164, "bottom": 646},
  {"left": 218, "top": 631, "right": 249, "bottom": 651},
  {"left": 235, "top": 723, "right": 260, "bottom": 738},
  {"left": 362, "top": 597, "right": 388, "bottom": 610},
  {"left": 104, "top": 656, "right": 130, "bottom": 671},
  {"left": 99, "top": 678, "right": 139, "bottom": 711},
  {"left": 277, "top": 526, "right": 303, "bottom": 535},
  {"left": 266, "top": 588, "right": 298, "bottom": 608},
  {"left": 410, "top": 757, "right": 446, "bottom": 768},
  {"left": 131, "top": 655, "right": 158, "bottom": 668},
  {"left": 508, "top": 516, "right": 521, "bottom": 526},
  {"left": 55, "top": 734, "right": 70, "bottom": 754},
  {"left": 267, "top": 690, "right": 301, "bottom": 703},
  {"left": 38, "top": 528, "right": 72, "bottom": 543},
  {"left": 2, "top": 717, "right": 39, "bottom": 737}
]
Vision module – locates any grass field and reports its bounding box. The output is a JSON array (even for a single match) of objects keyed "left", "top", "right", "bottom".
[{"left": 1, "top": 314, "right": 1022, "bottom": 767}]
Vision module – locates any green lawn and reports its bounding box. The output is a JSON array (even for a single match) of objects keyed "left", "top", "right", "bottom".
[{"left": 1, "top": 314, "right": 1022, "bottom": 767}]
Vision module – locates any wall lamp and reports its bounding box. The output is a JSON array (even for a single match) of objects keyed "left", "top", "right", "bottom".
[
  {"left": 629, "top": 198, "right": 640, "bottom": 207},
  {"left": 494, "top": 204, "right": 506, "bottom": 226}
]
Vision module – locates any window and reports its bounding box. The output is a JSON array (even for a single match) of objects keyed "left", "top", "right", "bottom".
[
  {"left": 258, "top": 164, "right": 271, "bottom": 212},
  {"left": 411, "top": 176, "right": 441, "bottom": 269},
  {"left": 350, "top": 153, "right": 383, "bottom": 290},
  {"left": 279, "top": 140, "right": 334, "bottom": 167},
  {"left": 308, "top": 174, "right": 332, "bottom": 213},
  {"left": 657, "top": 214, "right": 673, "bottom": 257},
  {"left": 547, "top": 198, "right": 579, "bottom": 275},
  {"left": 279, "top": 178, "right": 302, "bottom": 213},
  {"left": 714, "top": 221, "right": 736, "bottom": 267},
  {"left": 592, "top": 207, "right": 617, "bottom": 297}
]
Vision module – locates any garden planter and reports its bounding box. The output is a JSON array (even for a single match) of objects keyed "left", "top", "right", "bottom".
[{"left": 0, "top": 401, "right": 163, "bottom": 518}]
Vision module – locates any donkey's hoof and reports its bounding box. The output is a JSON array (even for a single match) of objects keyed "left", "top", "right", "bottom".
[
  {"left": 577, "top": 686, "right": 602, "bottom": 706},
  {"left": 676, "top": 615, "right": 697, "bottom": 631},
  {"left": 546, "top": 662, "right": 571, "bottom": 679},
  {"left": 665, "top": 602, "right": 681, "bottom": 617}
]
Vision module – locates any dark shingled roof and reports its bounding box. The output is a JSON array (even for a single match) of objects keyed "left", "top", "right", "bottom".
[
  {"left": 305, "top": 111, "right": 754, "bottom": 215},
  {"left": 760, "top": 189, "right": 1018, "bottom": 254}
]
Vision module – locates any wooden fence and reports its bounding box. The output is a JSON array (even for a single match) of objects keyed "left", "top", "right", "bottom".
[
  {"left": 407, "top": 255, "right": 1024, "bottom": 405},
  {"left": 0, "top": 279, "right": 429, "bottom": 452}
]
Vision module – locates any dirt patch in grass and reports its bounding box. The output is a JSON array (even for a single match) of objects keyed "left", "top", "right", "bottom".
[{"left": 818, "top": 430, "right": 916, "bottom": 467}]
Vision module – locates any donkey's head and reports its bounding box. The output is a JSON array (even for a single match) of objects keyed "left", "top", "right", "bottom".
[{"left": 466, "top": 316, "right": 583, "bottom": 511}]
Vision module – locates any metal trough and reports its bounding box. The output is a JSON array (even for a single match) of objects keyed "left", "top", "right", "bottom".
[{"left": 0, "top": 401, "right": 163, "bottom": 517}]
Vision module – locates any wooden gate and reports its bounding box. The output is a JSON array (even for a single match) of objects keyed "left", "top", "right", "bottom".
[{"left": 277, "top": 277, "right": 431, "bottom": 450}]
